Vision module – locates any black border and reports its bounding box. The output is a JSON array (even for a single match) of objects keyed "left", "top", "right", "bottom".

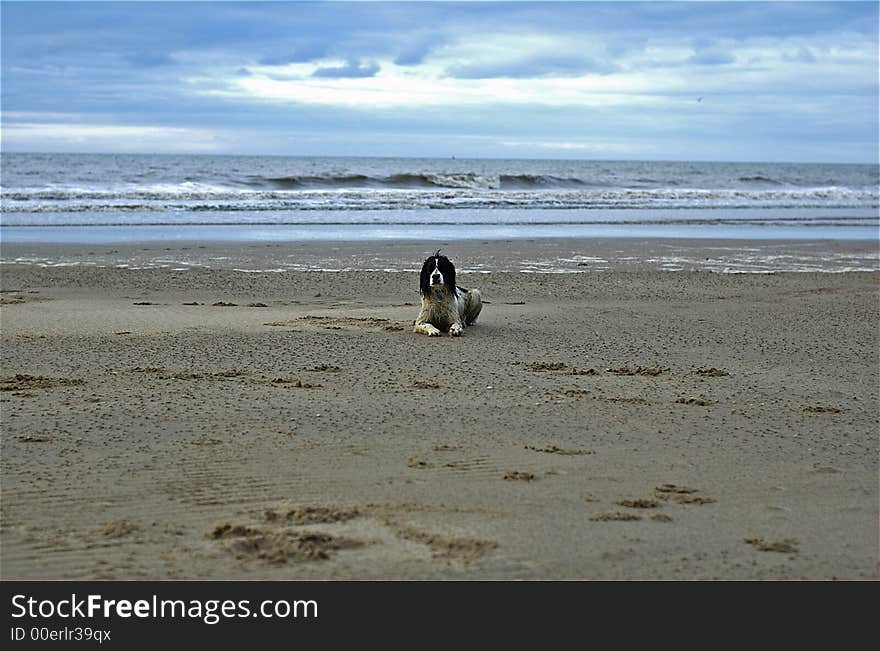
[{"left": 2, "top": 580, "right": 877, "bottom": 645}]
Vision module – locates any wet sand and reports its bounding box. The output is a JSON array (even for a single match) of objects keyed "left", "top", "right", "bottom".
[
  {"left": 1, "top": 240, "right": 878, "bottom": 580},
  {"left": 4, "top": 237, "right": 879, "bottom": 273}
]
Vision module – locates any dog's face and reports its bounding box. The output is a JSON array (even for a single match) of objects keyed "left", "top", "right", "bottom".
[{"left": 420, "top": 251, "right": 457, "bottom": 296}]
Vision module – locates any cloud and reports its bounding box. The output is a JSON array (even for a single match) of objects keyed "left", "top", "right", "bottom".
[
  {"left": 688, "top": 50, "right": 736, "bottom": 66},
  {"left": 258, "top": 39, "right": 331, "bottom": 65},
  {"left": 394, "top": 34, "right": 445, "bottom": 66},
  {"left": 123, "top": 51, "right": 178, "bottom": 68},
  {"left": 784, "top": 47, "right": 817, "bottom": 64},
  {"left": 311, "top": 59, "right": 380, "bottom": 79},
  {"left": 433, "top": 30, "right": 617, "bottom": 80},
  {"left": 447, "top": 54, "right": 618, "bottom": 79},
  {"left": 206, "top": 31, "right": 875, "bottom": 112},
  {"left": 2, "top": 122, "right": 224, "bottom": 153},
  {"left": 500, "top": 139, "right": 648, "bottom": 155},
  {"left": 1, "top": 1, "right": 876, "bottom": 162},
  {"left": 210, "top": 67, "right": 668, "bottom": 111}
]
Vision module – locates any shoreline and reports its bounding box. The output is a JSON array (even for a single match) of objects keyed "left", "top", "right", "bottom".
[
  {"left": 3, "top": 236, "right": 878, "bottom": 273},
  {"left": 1, "top": 251, "right": 877, "bottom": 580}
]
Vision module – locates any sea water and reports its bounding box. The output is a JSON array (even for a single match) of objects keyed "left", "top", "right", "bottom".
[{"left": 2, "top": 153, "right": 877, "bottom": 245}]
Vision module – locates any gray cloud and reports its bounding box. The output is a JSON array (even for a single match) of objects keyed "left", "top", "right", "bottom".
[
  {"left": 258, "top": 39, "right": 331, "bottom": 66},
  {"left": 123, "top": 52, "right": 177, "bottom": 68},
  {"left": 688, "top": 50, "right": 736, "bottom": 66},
  {"left": 393, "top": 33, "right": 446, "bottom": 66}
]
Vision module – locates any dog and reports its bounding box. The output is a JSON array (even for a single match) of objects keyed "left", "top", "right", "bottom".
[{"left": 414, "top": 250, "right": 482, "bottom": 337}]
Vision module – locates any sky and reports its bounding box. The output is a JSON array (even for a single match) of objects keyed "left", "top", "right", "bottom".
[{"left": 1, "top": 1, "right": 878, "bottom": 162}]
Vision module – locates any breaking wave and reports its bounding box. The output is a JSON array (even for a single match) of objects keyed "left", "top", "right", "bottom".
[
  {"left": 2, "top": 156, "right": 877, "bottom": 227},
  {"left": 2, "top": 186, "right": 877, "bottom": 214},
  {"left": 262, "top": 172, "right": 588, "bottom": 190}
]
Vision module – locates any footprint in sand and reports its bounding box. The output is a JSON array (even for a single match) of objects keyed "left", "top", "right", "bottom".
[
  {"left": 130, "top": 368, "right": 245, "bottom": 381},
  {"left": 383, "top": 518, "right": 497, "bottom": 562},
  {"left": 411, "top": 380, "right": 443, "bottom": 389},
  {"left": 654, "top": 484, "right": 716, "bottom": 505},
  {"left": 1, "top": 375, "right": 85, "bottom": 391},
  {"left": 606, "top": 366, "right": 665, "bottom": 376},
  {"left": 528, "top": 361, "right": 568, "bottom": 371},
  {"left": 655, "top": 483, "right": 698, "bottom": 494},
  {"left": 614, "top": 498, "right": 661, "bottom": 509},
  {"left": 551, "top": 388, "right": 592, "bottom": 399},
  {"left": 526, "top": 362, "right": 599, "bottom": 375},
  {"left": 695, "top": 367, "right": 730, "bottom": 377},
  {"left": 263, "top": 506, "right": 360, "bottom": 525},
  {"left": 16, "top": 434, "right": 52, "bottom": 443},
  {"left": 675, "top": 396, "right": 718, "bottom": 406},
  {"left": 503, "top": 471, "right": 536, "bottom": 481},
  {"left": 743, "top": 537, "right": 799, "bottom": 554},
  {"left": 190, "top": 437, "right": 223, "bottom": 446},
  {"left": 803, "top": 405, "right": 842, "bottom": 414},
  {"left": 524, "top": 444, "right": 593, "bottom": 455},
  {"left": 267, "top": 378, "right": 323, "bottom": 388},
  {"left": 211, "top": 503, "right": 496, "bottom": 564},
  {"left": 608, "top": 499, "right": 673, "bottom": 522},
  {"left": 595, "top": 395, "right": 649, "bottom": 404},
  {"left": 589, "top": 511, "right": 642, "bottom": 522},
  {"left": 95, "top": 520, "right": 139, "bottom": 539},
  {"left": 672, "top": 495, "right": 716, "bottom": 505},
  {"left": 265, "top": 316, "right": 409, "bottom": 332},
  {"left": 210, "top": 524, "right": 364, "bottom": 564}
]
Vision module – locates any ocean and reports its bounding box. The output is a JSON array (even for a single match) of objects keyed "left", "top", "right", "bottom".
[
  {"left": 2, "top": 152, "right": 878, "bottom": 236},
  {"left": 1, "top": 153, "right": 878, "bottom": 272}
]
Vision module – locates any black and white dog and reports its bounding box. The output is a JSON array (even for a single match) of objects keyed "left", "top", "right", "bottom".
[{"left": 414, "top": 250, "right": 482, "bottom": 337}]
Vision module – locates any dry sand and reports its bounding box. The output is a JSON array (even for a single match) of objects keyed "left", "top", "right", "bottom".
[{"left": 1, "top": 240, "right": 878, "bottom": 580}]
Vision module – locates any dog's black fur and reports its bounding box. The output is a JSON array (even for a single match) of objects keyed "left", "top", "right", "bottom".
[{"left": 419, "top": 250, "right": 460, "bottom": 298}]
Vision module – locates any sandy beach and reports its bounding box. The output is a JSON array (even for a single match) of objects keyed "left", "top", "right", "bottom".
[{"left": 1, "top": 239, "right": 877, "bottom": 580}]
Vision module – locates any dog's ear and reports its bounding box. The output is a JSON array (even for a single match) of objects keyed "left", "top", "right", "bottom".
[
  {"left": 439, "top": 256, "right": 456, "bottom": 294},
  {"left": 434, "top": 249, "right": 442, "bottom": 257},
  {"left": 419, "top": 256, "right": 433, "bottom": 295}
]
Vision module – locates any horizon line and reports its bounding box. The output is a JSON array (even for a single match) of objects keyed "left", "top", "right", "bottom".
[{"left": 2, "top": 149, "right": 877, "bottom": 167}]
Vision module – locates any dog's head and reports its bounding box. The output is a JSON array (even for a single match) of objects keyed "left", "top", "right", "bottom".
[{"left": 420, "top": 249, "right": 457, "bottom": 296}]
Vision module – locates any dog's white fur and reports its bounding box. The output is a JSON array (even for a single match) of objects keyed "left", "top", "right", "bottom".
[
  {"left": 414, "top": 286, "right": 482, "bottom": 337},
  {"left": 414, "top": 252, "right": 482, "bottom": 337}
]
